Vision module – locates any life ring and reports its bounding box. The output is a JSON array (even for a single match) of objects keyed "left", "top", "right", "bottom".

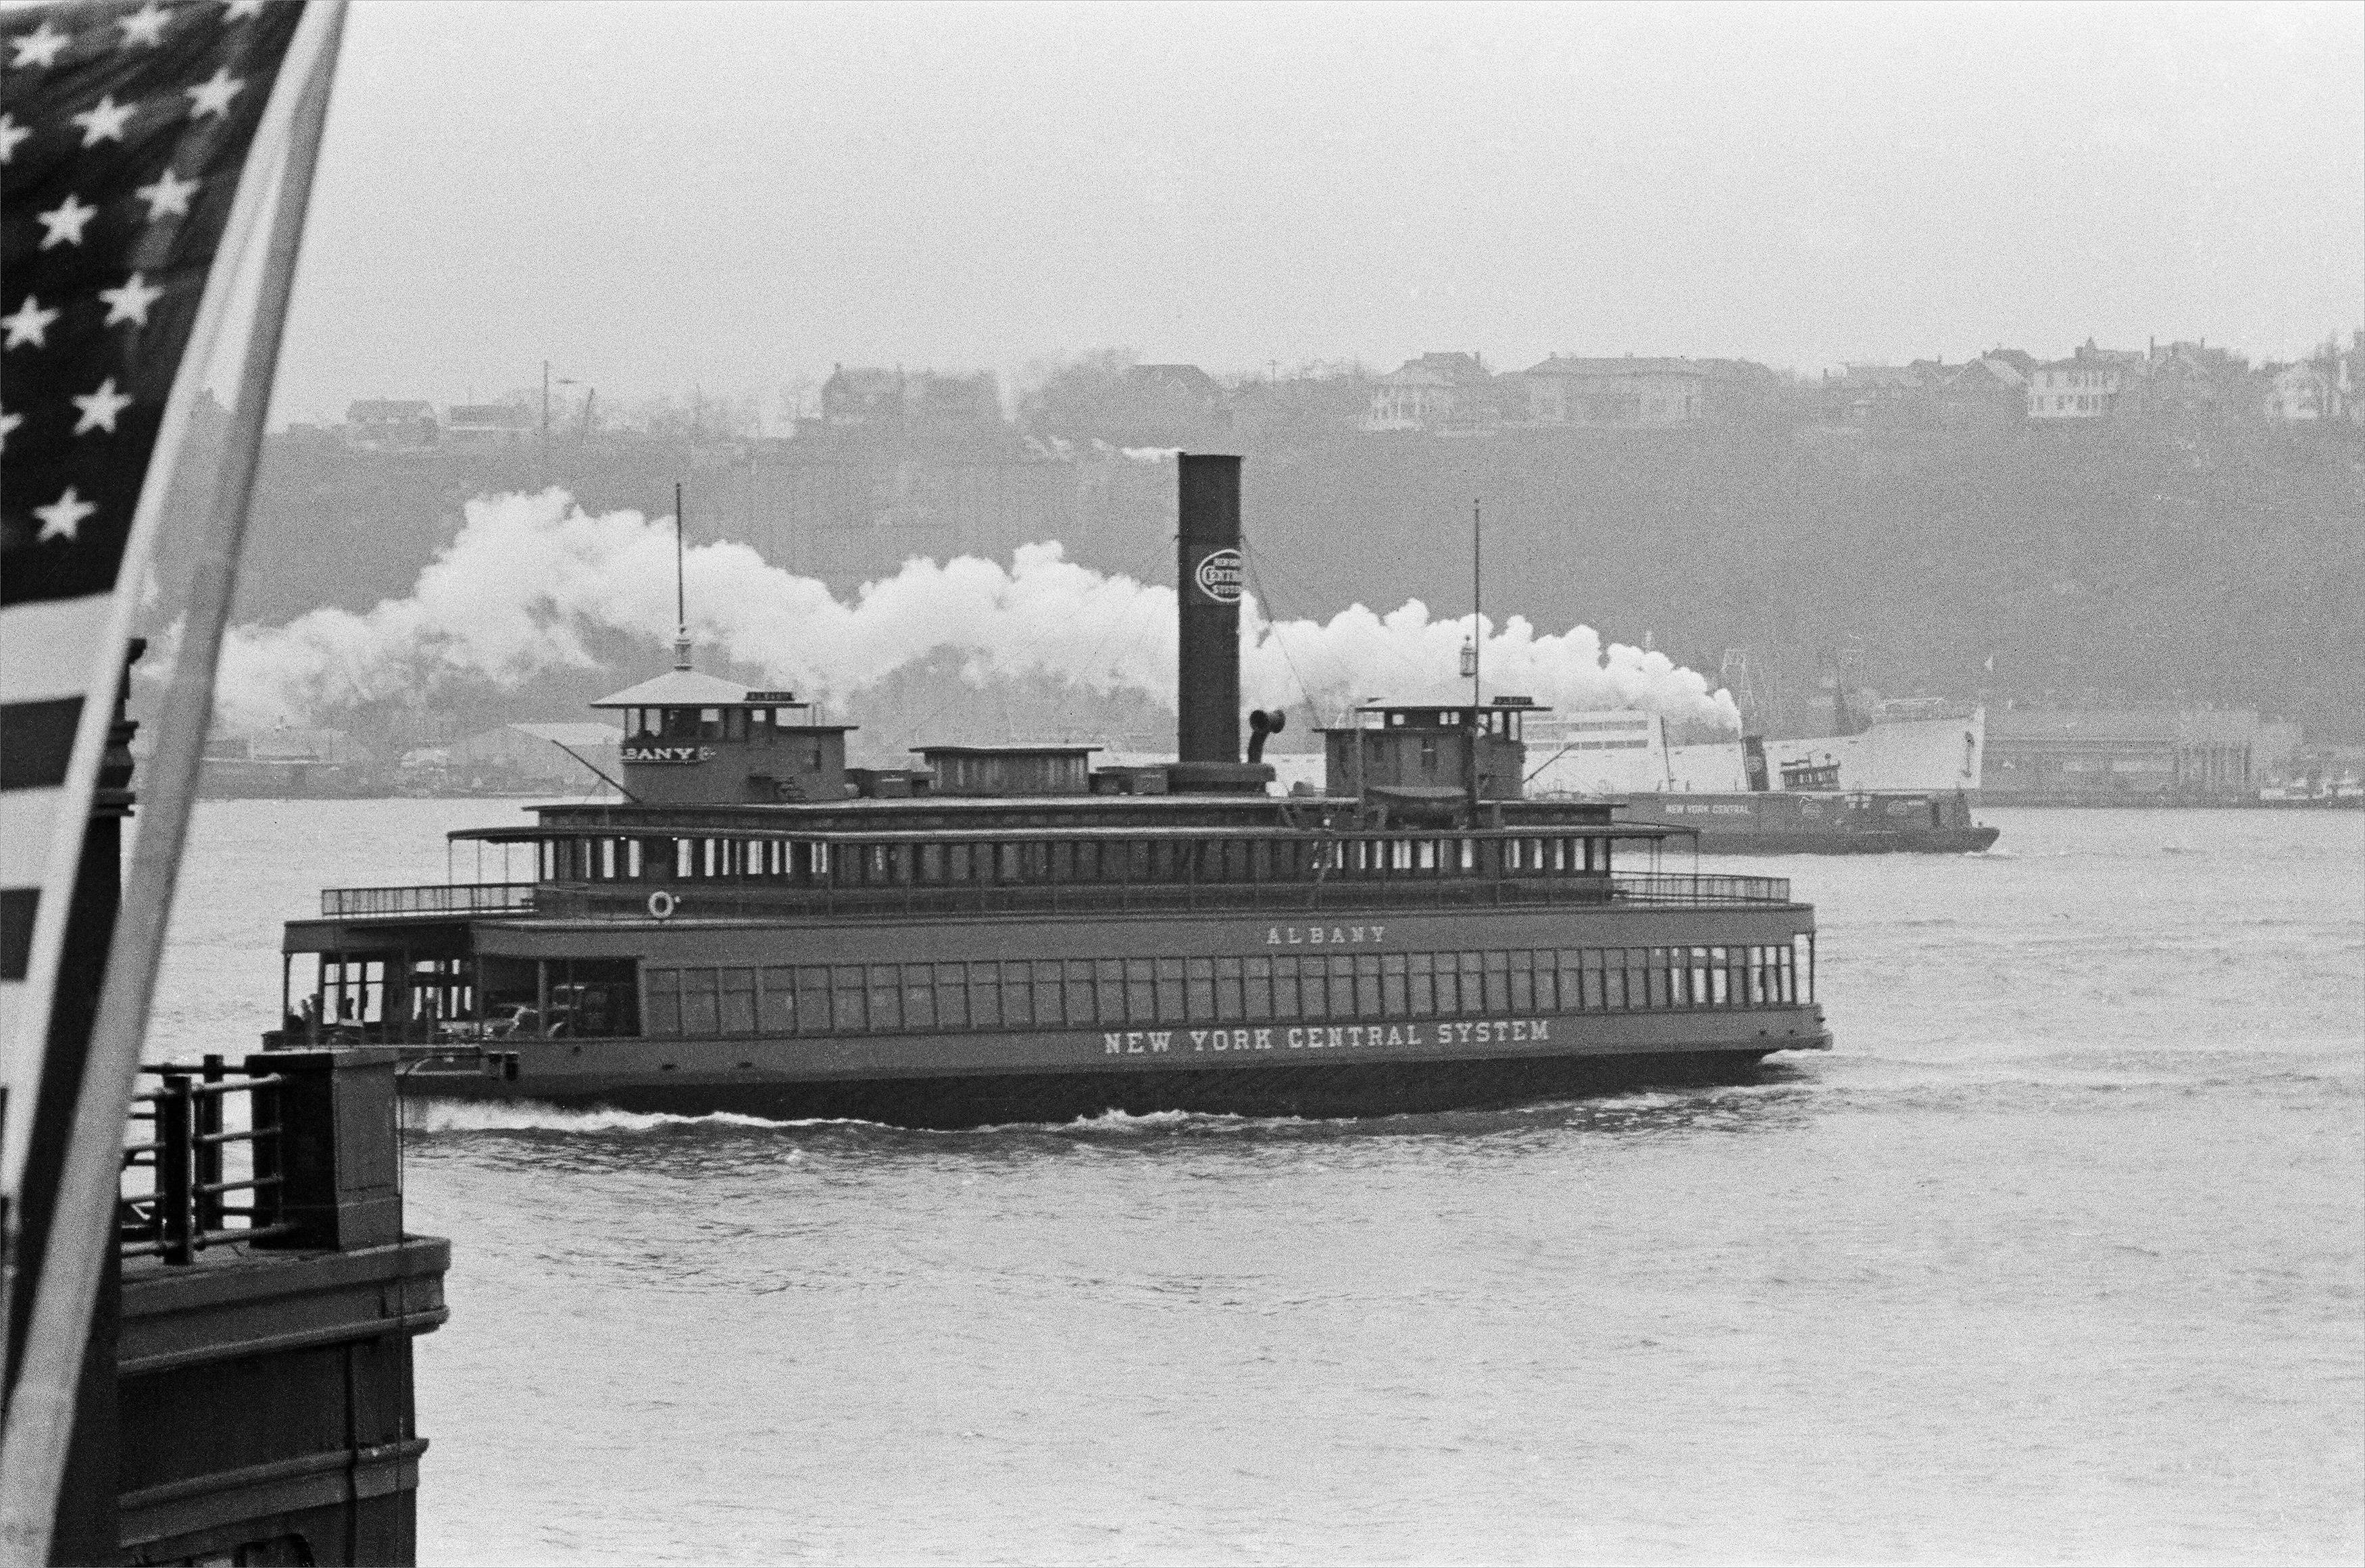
[{"left": 647, "top": 890, "right": 677, "bottom": 920}]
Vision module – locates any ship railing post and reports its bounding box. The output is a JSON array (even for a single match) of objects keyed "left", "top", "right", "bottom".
[
  {"left": 243, "top": 1045, "right": 403, "bottom": 1252},
  {"left": 158, "top": 1073, "right": 195, "bottom": 1266},
  {"left": 194, "top": 1054, "right": 226, "bottom": 1235}
]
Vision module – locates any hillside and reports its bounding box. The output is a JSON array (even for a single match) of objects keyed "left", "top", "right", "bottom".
[{"left": 224, "top": 415, "right": 2365, "bottom": 741}]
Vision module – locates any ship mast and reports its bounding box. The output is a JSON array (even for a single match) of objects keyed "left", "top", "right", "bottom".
[
  {"left": 1466, "top": 497, "right": 1483, "bottom": 811},
  {"left": 672, "top": 479, "right": 691, "bottom": 670},
  {"left": 1457, "top": 499, "right": 1476, "bottom": 709}
]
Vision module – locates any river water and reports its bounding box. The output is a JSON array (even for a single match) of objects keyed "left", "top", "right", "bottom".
[{"left": 151, "top": 802, "right": 2363, "bottom": 1565}]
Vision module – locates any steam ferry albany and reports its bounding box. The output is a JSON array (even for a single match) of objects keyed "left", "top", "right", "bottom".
[{"left": 266, "top": 458, "right": 1830, "bottom": 1125}]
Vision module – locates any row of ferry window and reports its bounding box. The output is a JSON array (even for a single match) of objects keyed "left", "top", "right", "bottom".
[
  {"left": 641, "top": 942, "right": 1808, "bottom": 1038},
  {"left": 620, "top": 706, "right": 812, "bottom": 742},
  {"left": 541, "top": 834, "right": 1610, "bottom": 886}
]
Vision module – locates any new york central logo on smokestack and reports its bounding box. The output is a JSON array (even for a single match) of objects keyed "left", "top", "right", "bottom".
[{"left": 1193, "top": 548, "right": 1244, "bottom": 605}]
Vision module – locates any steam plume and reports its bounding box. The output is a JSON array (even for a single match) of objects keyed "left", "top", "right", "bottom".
[{"left": 212, "top": 491, "right": 1737, "bottom": 734}]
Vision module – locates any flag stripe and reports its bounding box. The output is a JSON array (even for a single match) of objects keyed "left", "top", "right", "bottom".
[
  {"left": 0, "top": 788, "right": 69, "bottom": 885},
  {"left": 0, "top": 596, "right": 109, "bottom": 705},
  {"left": 0, "top": 891, "right": 34, "bottom": 982},
  {"left": 0, "top": 699, "right": 82, "bottom": 791}
]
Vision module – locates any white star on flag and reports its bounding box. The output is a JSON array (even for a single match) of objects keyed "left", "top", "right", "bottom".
[
  {"left": 99, "top": 274, "right": 166, "bottom": 327},
  {"left": 135, "top": 168, "right": 200, "bottom": 220},
  {"left": 71, "top": 96, "right": 140, "bottom": 148},
  {"left": 116, "top": 3, "right": 173, "bottom": 47},
  {"left": 72, "top": 381, "right": 134, "bottom": 435},
  {"left": 2, "top": 297, "right": 61, "bottom": 349},
  {"left": 8, "top": 20, "right": 71, "bottom": 69},
  {"left": 0, "top": 113, "right": 30, "bottom": 165},
  {"left": 0, "top": 407, "right": 21, "bottom": 451},
  {"left": 33, "top": 488, "right": 96, "bottom": 542},
  {"left": 186, "top": 68, "right": 245, "bottom": 120},
  {"left": 36, "top": 195, "right": 97, "bottom": 249}
]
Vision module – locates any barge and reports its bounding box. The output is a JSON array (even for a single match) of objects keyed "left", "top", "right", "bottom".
[{"left": 267, "top": 457, "right": 1829, "bottom": 1126}]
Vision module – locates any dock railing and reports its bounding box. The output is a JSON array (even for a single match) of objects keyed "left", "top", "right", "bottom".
[
  {"left": 121, "top": 1046, "right": 406, "bottom": 1263},
  {"left": 122, "top": 1057, "right": 294, "bottom": 1264}
]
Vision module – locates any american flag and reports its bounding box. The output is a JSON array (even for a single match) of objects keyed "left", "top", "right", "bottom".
[
  {"left": 1, "top": 1, "right": 304, "bottom": 1101},
  {"left": 0, "top": 1, "right": 342, "bottom": 1538}
]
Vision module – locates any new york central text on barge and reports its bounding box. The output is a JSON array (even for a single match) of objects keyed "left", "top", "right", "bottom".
[{"left": 269, "top": 457, "right": 1830, "bottom": 1126}]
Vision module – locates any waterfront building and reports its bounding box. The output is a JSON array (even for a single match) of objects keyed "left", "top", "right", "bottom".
[{"left": 1982, "top": 707, "right": 2289, "bottom": 800}]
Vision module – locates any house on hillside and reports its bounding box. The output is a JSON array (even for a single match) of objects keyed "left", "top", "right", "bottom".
[
  {"left": 762, "top": 364, "right": 1070, "bottom": 573},
  {"left": 2116, "top": 340, "right": 2252, "bottom": 420},
  {"left": 2265, "top": 361, "right": 2339, "bottom": 422},
  {"left": 1516, "top": 355, "right": 1775, "bottom": 429},
  {"left": 2027, "top": 339, "right": 2143, "bottom": 420},
  {"left": 1522, "top": 356, "right": 1703, "bottom": 428},
  {"left": 1822, "top": 363, "right": 1937, "bottom": 424},
  {"left": 1120, "top": 363, "right": 1231, "bottom": 442},
  {"left": 1936, "top": 355, "right": 2030, "bottom": 426},
  {"left": 1364, "top": 351, "right": 1493, "bottom": 433},
  {"left": 1128, "top": 363, "right": 1222, "bottom": 407},
  {"left": 343, "top": 399, "right": 437, "bottom": 451},
  {"left": 444, "top": 403, "right": 534, "bottom": 447},
  {"left": 820, "top": 365, "right": 909, "bottom": 428},
  {"left": 907, "top": 370, "right": 1003, "bottom": 429}
]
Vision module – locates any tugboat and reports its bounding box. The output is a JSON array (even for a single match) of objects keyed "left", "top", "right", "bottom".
[{"left": 267, "top": 458, "right": 1831, "bottom": 1126}]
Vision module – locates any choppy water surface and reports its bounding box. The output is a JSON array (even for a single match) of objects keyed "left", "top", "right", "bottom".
[{"left": 157, "top": 803, "right": 2364, "bottom": 1564}]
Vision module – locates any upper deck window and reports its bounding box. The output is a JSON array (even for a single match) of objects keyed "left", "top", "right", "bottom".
[{"left": 596, "top": 826, "right": 1622, "bottom": 895}]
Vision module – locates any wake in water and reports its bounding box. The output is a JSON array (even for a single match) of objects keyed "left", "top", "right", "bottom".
[
  {"left": 401, "top": 1098, "right": 820, "bottom": 1136},
  {"left": 398, "top": 1082, "right": 1814, "bottom": 1146}
]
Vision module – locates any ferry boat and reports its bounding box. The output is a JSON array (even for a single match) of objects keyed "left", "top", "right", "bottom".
[{"left": 266, "top": 458, "right": 1831, "bottom": 1126}]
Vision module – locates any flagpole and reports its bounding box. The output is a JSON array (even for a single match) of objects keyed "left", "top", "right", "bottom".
[{"left": 0, "top": 5, "right": 350, "bottom": 1555}]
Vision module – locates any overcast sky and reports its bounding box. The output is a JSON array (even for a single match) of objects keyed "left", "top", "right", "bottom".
[{"left": 270, "top": 0, "right": 2364, "bottom": 424}]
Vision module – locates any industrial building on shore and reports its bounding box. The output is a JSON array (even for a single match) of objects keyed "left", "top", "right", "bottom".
[{"left": 1981, "top": 707, "right": 2302, "bottom": 803}]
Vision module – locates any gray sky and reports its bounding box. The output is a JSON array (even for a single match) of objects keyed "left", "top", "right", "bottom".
[{"left": 272, "top": 0, "right": 2365, "bottom": 424}]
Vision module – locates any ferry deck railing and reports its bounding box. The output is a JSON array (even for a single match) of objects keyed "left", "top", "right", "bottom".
[
  {"left": 121, "top": 1057, "right": 297, "bottom": 1264},
  {"left": 320, "top": 882, "right": 534, "bottom": 918},
  {"left": 318, "top": 870, "right": 1791, "bottom": 924}
]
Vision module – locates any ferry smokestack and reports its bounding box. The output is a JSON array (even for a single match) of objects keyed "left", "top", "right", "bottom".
[{"left": 1176, "top": 453, "right": 1245, "bottom": 765}]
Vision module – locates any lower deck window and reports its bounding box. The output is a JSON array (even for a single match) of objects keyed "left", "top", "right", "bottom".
[{"left": 636, "top": 938, "right": 1808, "bottom": 1038}]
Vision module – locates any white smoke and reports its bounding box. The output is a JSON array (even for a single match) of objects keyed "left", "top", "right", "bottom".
[
  {"left": 212, "top": 490, "right": 1737, "bottom": 734},
  {"left": 1243, "top": 601, "right": 1735, "bottom": 728}
]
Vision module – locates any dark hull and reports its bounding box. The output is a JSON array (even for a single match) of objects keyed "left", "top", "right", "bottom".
[
  {"left": 407, "top": 1047, "right": 1785, "bottom": 1129},
  {"left": 1689, "top": 826, "right": 1999, "bottom": 855}
]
